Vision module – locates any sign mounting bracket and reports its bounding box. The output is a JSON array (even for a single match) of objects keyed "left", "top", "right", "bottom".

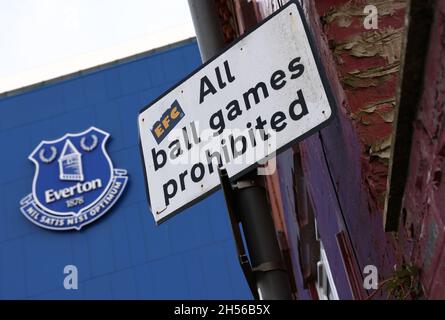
[{"left": 218, "top": 168, "right": 259, "bottom": 300}]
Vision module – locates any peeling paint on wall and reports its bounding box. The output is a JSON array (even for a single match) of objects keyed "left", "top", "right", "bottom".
[
  {"left": 322, "top": 0, "right": 407, "bottom": 28},
  {"left": 312, "top": 0, "right": 407, "bottom": 295},
  {"left": 369, "top": 135, "right": 392, "bottom": 160},
  {"left": 341, "top": 62, "right": 399, "bottom": 88},
  {"left": 351, "top": 98, "right": 396, "bottom": 126},
  {"left": 334, "top": 27, "right": 403, "bottom": 64}
]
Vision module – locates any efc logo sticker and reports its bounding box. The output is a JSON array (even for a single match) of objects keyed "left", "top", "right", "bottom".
[{"left": 151, "top": 100, "right": 184, "bottom": 144}]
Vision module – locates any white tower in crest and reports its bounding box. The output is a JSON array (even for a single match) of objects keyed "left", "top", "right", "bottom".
[{"left": 58, "top": 139, "right": 84, "bottom": 181}]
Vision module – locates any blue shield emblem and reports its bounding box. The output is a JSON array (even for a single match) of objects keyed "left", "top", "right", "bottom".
[{"left": 20, "top": 127, "right": 128, "bottom": 231}]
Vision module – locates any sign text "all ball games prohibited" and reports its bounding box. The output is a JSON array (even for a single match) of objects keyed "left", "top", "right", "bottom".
[{"left": 138, "top": 2, "right": 335, "bottom": 223}]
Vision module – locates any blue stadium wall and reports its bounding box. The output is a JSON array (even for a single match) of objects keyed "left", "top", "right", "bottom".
[{"left": 0, "top": 39, "right": 252, "bottom": 299}]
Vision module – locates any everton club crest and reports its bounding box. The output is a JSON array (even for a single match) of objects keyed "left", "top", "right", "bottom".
[{"left": 20, "top": 127, "right": 128, "bottom": 231}]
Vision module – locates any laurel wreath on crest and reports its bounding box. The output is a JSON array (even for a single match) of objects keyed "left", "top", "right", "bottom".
[
  {"left": 80, "top": 134, "right": 98, "bottom": 152},
  {"left": 38, "top": 134, "right": 98, "bottom": 163},
  {"left": 39, "top": 146, "right": 57, "bottom": 163}
]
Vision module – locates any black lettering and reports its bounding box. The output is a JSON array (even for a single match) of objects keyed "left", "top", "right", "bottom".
[
  {"left": 224, "top": 60, "right": 236, "bottom": 83},
  {"left": 182, "top": 126, "right": 192, "bottom": 150},
  {"left": 215, "top": 66, "right": 226, "bottom": 89},
  {"left": 255, "top": 116, "right": 270, "bottom": 140},
  {"left": 271, "top": 111, "right": 287, "bottom": 132},
  {"left": 162, "top": 179, "right": 177, "bottom": 207},
  {"left": 230, "top": 134, "right": 247, "bottom": 158},
  {"left": 191, "top": 163, "right": 205, "bottom": 183},
  {"left": 221, "top": 138, "right": 231, "bottom": 163},
  {"left": 247, "top": 123, "right": 257, "bottom": 147},
  {"left": 179, "top": 170, "right": 188, "bottom": 191},
  {"left": 270, "top": 70, "right": 287, "bottom": 90},
  {"left": 288, "top": 57, "right": 305, "bottom": 79},
  {"left": 289, "top": 89, "right": 309, "bottom": 121},
  {"left": 199, "top": 76, "right": 217, "bottom": 104},
  {"left": 151, "top": 147, "right": 166, "bottom": 171},
  {"left": 209, "top": 109, "right": 225, "bottom": 135},
  {"left": 190, "top": 121, "right": 201, "bottom": 144},
  {"left": 226, "top": 100, "right": 243, "bottom": 121},
  {"left": 206, "top": 150, "right": 223, "bottom": 174},
  {"left": 243, "top": 82, "right": 269, "bottom": 110},
  {"left": 168, "top": 140, "right": 182, "bottom": 159}
]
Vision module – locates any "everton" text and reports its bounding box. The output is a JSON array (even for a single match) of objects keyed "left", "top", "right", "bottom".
[{"left": 45, "top": 179, "right": 102, "bottom": 203}]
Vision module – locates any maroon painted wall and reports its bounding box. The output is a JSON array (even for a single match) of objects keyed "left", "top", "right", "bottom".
[
  {"left": 297, "top": 0, "right": 405, "bottom": 299},
  {"left": 255, "top": 0, "right": 406, "bottom": 299},
  {"left": 400, "top": 0, "right": 445, "bottom": 298},
  {"left": 218, "top": 0, "right": 445, "bottom": 299}
]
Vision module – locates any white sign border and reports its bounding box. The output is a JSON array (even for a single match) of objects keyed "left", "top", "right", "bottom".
[{"left": 138, "top": 1, "right": 337, "bottom": 224}]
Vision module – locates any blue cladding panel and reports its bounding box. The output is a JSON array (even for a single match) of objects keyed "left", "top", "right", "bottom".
[
  {"left": 63, "top": 78, "right": 86, "bottom": 112},
  {"left": 0, "top": 239, "right": 27, "bottom": 299},
  {"left": 0, "top": 41, "right": 251, "bottom": 299},
  {"left": 23, "top": 233, "right": 73, "bottom": 297},
  {"left": 83, "top": 73, "right": 108, "bottom": 106},
  {"left": 84, "top": 276, "right": 113, "bottom": 299},
  {"left": 110, "top": 268, "right": 138, "bottom": 299},
  {"left": 88, "top": 221, "right": 115, "bottom": 277}
]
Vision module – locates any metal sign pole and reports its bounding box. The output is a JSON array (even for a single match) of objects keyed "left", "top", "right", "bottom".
[
  {"left": 218, "top": 169, "right": 259, "bottom": 300},
  {"left": 188, "top": 0, "right": 293, "bottom": 300}
]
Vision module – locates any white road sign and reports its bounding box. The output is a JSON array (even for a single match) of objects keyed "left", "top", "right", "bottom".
[{"left": 138, "top": 1, "right": 335, "bottom": 224}]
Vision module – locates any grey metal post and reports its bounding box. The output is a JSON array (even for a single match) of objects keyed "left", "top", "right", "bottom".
[
  {"left": 187, "top": 0, "right": 226, "bottom": 62},
  {"left": 233, "top": 173, "right": 293, "bottom": 300},
  {"left": 188, "top": 0, "right": 293, "bottom": 300}
]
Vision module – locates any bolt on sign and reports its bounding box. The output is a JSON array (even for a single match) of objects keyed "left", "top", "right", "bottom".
[{"left": 138, "top": 1, "right": 335, "bottom": 224}]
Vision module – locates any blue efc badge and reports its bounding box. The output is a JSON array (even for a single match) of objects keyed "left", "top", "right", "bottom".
[
  {"left": 150, "top": 99, "right": 185, "bottom": 144},
  {"left": 20, "top": 127, "right": 128, "bottom": 231}
]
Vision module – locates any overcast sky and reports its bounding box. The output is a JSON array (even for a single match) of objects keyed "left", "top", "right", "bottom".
[{"left": 0, "top": 0, "right": 195, "bottom": 93}]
